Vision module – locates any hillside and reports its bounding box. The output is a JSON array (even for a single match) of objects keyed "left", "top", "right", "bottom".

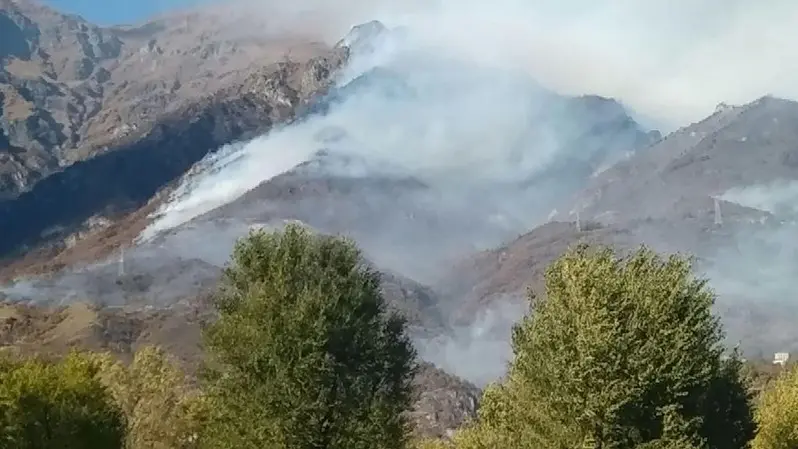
[
  {"left": 439, "top": 96, "right": 798, "bottom": 354},
  {"left": 0, "top": 0, "right": 332, "bottom": 198},
  {"left": 0, "top": 38, "right": 348, "bottom": 265},
  {"left": 3, "top": 0, "right": 798, "bottom": 401},
  {"left": 554, "top": 96, "right": 798, "bottom": 224},
  {"left": 0, "top": 13, "right": 658, "bottom": 319}
]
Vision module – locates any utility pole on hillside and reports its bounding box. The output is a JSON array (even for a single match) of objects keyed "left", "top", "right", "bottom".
[
  {"left": 575, "top": 210, "right": 582, "bottom": 232},
  {"left": 118, "top": 247, "right": 125, "bottom": 277},
  {"left": 714, "top": 198, "right": 723, "bottom": 226}
]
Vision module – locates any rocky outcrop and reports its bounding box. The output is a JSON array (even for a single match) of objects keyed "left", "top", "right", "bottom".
[
  {"left": 0, "top": 0, "right": 122, "bottom": 195},
  {"left": 0, "top": 48, "right": 348, "bottom": 259},
  {"left": 411, "top": 362, "right": 481, "bottom": 439},
  {"left": 0, "top": 0, "right": 335, "bottom": 198}
]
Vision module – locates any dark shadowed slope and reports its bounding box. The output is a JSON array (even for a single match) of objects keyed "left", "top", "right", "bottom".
[{"left": 0, "top": 0, "right": 335, "bottom": 197}]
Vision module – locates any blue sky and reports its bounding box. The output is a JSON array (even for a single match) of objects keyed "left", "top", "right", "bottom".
[{"left": 44, "top": 0, "right": 213, "bottom": 25}]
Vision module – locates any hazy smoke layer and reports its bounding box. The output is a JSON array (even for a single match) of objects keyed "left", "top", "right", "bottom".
[
  {"left": 719, "top": 180, "right": 798, "bottom": 216},
  {"left": 416, "top": 298, "right": 528, "bottom": 386},
  {"left": 694, "top": 181, "right": 798, "bottom": 356},
  {"left": 702, "top": 222, "right": 798, "bottom": 355},
  {"left": 1, "top": 218, "right": 300, "bottom": 307},
  {"left": 225, "top": 0, "right": 798, "bottom": 129}
]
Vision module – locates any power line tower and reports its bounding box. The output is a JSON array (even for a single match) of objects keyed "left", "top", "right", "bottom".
[
  {"left": 714, "top": 198, "right": 723, "bottom": 226},
  {"left": 576, "top": 210, "right": 582, "bottom": 232},
  {"left": 118, "top": 247, "right": 125, "bottom": 278}
]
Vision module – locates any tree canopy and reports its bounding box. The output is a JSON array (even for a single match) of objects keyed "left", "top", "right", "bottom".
[
  {"left": 455, "top": 245, "right": 754, "bottom": 449},
  {"left": 97, "top": 346, "right": 206, "bottom": 449},
  {"left": 0, "top": 351, "right": 124, "bottom": 449},
  {"left": 751, "top": 363, "right": 798, "bottom": 449},
  {"left": 200, "top": 224, "right": 418, "bottom": 449}
]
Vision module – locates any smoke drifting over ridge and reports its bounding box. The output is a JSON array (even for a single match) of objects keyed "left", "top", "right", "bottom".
[
  {"left": 699, "top": 181, "right": 798, "bottom": 354},
  {"left": 217, "top": 0, "right": 798, "bottom": 129},
  {"left": 139, "top": 19, "right": 653, "bottom": 284}
]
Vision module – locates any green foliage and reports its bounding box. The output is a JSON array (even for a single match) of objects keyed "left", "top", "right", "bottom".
[
  {"left": 460, "top": 245, "right": 755, "bottom": 449},
  {"left": 751, "top": 363, "right": 798, "bottom": 449},
  {"left": 0, "top": 351, "right": 125, "bottom": 449},
  {"left": 200, "top": 224, "right": 418, "bottom": 449},
  {"left": 97, "top": 346, "right": 207, "bottom": 449}
]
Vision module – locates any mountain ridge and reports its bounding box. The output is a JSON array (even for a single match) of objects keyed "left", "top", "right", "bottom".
[{"left": 0, "top": 0, "right": 334, "bottom": 197}]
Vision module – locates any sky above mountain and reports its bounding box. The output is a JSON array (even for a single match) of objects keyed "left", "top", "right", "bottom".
[{"left": 44, "top": 0, "right": 211, "bottom": 24}]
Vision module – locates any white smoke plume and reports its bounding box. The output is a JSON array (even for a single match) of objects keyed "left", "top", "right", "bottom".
[
  {"left": 719, "top": 180, "right": 798, "bottom": 216},
  {"left": 415, "top": 297, "right": 528, "bottom": 387},
  {"left": 138, "top": 127, "right": 322, "bottom": 240}
]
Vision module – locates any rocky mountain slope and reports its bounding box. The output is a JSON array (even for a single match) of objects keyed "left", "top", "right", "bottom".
[
  {"left": 159, "top": 77, "right": 658, "bottom": 285},
  {"left": 0, "top": 37, "right": 348, "bottom": 265},
  {"left": 0, "top": 0, "right": 332, "bottom": 198},
  {"left": 440, "top": 96, "right": 798, "bottom": 354},
  {"left": 0, "top": 12, "right": 658, "bottom": 295},
  {"left": 554, "top": 96, "right": 798, "bottom": 224}
]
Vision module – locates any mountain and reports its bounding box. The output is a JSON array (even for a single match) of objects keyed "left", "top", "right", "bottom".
[
  {"left": 0, "top": 4, "right": 349, "bottom": 266},
  {"left": 0, "top": 15, "right": 657, "bottom": 293},
  {"left": 0, "top": 0, "right": 333, "bottom": 198},
  {"left": 145, "top": 67, "right": 657, "bottom": 285},
  {"left": 439, "top": 96, "right": 798, "bottom": 355},
  {"left": 0, "top": 13, "right": 662, "bottom": 390},
  {"left": 9, "top": 1, "right": 798, "bottom": 386},
  {"left": 554, "top": 96, "right": 798, "bottom": 225}
]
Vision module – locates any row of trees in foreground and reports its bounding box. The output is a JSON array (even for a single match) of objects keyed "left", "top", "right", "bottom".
[{"left": 1, "top": 224, "right": 797, "bottom": 448}]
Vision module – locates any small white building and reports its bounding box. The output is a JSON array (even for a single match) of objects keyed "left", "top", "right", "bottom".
[{"left": 774, "top": 352, "right": 790, "bottom": 366}]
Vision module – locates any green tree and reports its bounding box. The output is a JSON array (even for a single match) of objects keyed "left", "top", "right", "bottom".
[
  {"left": 200, "top": 224, "right": 418, "bottom": 449},
  {"left": 96, "top": 346, "right": 207, "bottom": 449},
  {"left": 0, "top": 351, "right": 125, "bottom": 449},
  {"left": 751, "top": 363, "right": 798, "bottom": 449},
  {"left": 457, "top": 245, "right": 754, "bottom": 449}
]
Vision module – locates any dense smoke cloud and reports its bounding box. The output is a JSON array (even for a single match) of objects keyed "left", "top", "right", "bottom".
[{"left": 140, "top": 19, "right": 651, "bottom": 287}]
